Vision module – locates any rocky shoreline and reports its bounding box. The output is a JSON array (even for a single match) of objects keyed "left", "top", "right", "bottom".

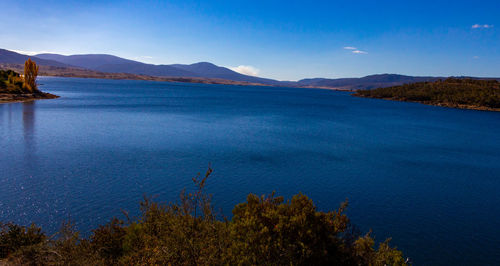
[
  {"left": 0, "top": 92, "right": 59, "bottom": 104},
  {"left": 354, "top": 94, "right": 500, "bottom": 112}
]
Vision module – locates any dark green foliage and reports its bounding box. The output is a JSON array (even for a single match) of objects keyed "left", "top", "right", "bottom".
[
  {"left": 119, "top": 168, "right": 231, "bottom": 265},
  {"left": 228, "top": 193, "right": 352, "bottom": 265},
  {"left": 0, "top": 69, "right": 27, "bottom": 94},
  {"left": 89, "top": 218, "right": 127, "bottom": 264},
  {"left": 355, "top": 78, "right": 500, "bottom": 109},
  {"left": 0, "top": 223, "right": 46, "bottom": 259},
  {"left": 0, "top": 169, "right": 407, "bottom": 265},
  {"left": 0, "top": 66, "right": 42, "bottom": 94},
  {"left": 0, "top": 70, "right": 20, "bottom": 80}
]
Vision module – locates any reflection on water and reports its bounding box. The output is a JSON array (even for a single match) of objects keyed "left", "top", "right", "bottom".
[
  {"left": 22, "top": 102, "right": 36, "bottom": 165},
  {"left": 23, "top": 102, "right": 35, "bottom": 139},
  {"left": 1, "top": 77, "right": 500, "bottom": 265},
  {"left": 0, "top": 103, "right": 14, "bottom": 128}
]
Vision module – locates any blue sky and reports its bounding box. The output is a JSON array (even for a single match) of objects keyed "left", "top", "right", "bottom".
[{"left": 1, "top": 0, "right": 499, "bottom": 80}]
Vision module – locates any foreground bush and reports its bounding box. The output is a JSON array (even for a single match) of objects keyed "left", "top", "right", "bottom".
[{"left": 0, "top": 168, "right": 406, "bottom": 265}]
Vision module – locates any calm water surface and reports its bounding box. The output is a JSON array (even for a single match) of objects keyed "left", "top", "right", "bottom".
[{"left": 1, "top": 77, "right": 499, "bottom": 265}]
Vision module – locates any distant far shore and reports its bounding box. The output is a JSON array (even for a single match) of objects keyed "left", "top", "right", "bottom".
[
  {"left": 0, "top": 63, "right": 271, "bottom": 88},
  {"left": 303, "top": 86, "right": 355, "bottom": 92}
]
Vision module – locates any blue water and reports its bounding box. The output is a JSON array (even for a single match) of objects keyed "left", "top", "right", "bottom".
[{"left": 1, "top": 77, "right": 499, "bottom": 264}]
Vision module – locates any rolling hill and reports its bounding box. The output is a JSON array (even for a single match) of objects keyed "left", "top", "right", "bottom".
[
  {"left": 3, "top": 48, "right": 489, "bottom": 90},
  {"left": 297, "top": 74, "right": 442, "bottom": 90},
  {"left": 35, "top": 53, "right": 279, "bottom": 84},
  {"left": 0, "top": 49, "right": 72, "bottom": 68}
]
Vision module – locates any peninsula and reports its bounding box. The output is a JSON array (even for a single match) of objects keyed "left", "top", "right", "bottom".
[
  {"left": 354, "top": 78, "right": 500, "bottom": 112},
  {"left": 0, "top": 60, "right": 59, "bottom": 104}
]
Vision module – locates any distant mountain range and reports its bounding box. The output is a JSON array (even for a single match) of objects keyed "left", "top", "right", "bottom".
[
  {"left": 34, "top": 53, "right": 280, "bottom": 85},
  {"left": 296, "top": 75, "right": 441, "bottom": 90},
  {"left": 0, "top": 49, "right": 72, "bottom": 68},
  {"left": 2, "top": 48, "right": 494, "bottom": 90}
]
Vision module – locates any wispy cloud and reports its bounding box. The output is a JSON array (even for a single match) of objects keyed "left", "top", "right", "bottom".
[
  {"left": 472, "top": 24, "right": 494, "bottom": 29},
  {"left": 473, "top": 56, "right": 480, "bottom": 59},
  {"left": 344, "top": 46, "right": 367, "bottom": 54},
  {"left": 229, "top": 65, "right": 260, "bottom": 76}
]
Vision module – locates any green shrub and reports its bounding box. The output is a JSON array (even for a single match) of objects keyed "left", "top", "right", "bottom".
[
  {"left": 0, "top": 223, "right": 46, "bottom": 259},
  {"left": 0, "top": 168, "right": 407, "bottom": 265},
  {"left": 0, "top": 68, "right": 41, "bottom": 94}
]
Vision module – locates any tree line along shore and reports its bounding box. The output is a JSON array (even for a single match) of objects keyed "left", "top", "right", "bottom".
[{"left": 354, "top": 78, "right": 500, "bottom": 112}]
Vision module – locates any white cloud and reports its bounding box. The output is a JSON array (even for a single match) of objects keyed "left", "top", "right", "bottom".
[
  {"left": 11, "top": 49, "right": 56, "bottom": 56},
  {"left": 473, "top": 56, "right": 480, "bottom": 59},
  {"left": 229, "top": 65, "right": 260, "bottom": 76},
  {"left": 344, "top": 46, "right": 368, "bottom": 54},
  {"left": 472, "top": 24, "right": 494, "bottom": 29}
]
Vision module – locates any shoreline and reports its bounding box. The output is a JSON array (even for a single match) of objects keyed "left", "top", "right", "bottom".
[
  {"left": 300, "top": 85, "right": 354, "bottom": 92},
  {"left": 0, "top": 92, "right": 60, "bottom": 104},
  {"left": 0, "top": 63, "right": 271, "bottom": 87},
  {"left": 353, "top": 94, "right": 500, "bottom": 112},
  {"left": 1, "top": 64, "right": 343, "bottom": 90}
]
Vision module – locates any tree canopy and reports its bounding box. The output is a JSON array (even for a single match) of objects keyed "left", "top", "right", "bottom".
[{"left": 23, "top": 59, "right": 39, "bottom": 92}]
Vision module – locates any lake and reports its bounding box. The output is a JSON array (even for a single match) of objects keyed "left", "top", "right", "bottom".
[{"left": 1, "top": 77, "right": 499, "bottom": 265}]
